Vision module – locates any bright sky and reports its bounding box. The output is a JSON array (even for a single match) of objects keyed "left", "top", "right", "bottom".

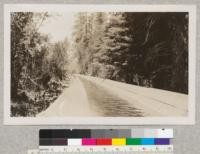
[{"left": 39, "top": 12, "right": 76, "bottom": 43}]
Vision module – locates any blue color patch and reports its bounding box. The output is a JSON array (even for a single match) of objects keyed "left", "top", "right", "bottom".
[{"left": 141, "top": 138, "right": 155, "bottom": 145}]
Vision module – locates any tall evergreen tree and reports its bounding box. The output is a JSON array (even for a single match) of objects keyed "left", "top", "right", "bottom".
[
  {"left": 73, "top": 13, "right": 93, "bottom": 74},
  {"left": 88, "top": 12, "right": 107, "bottom": 77},
  {"left": 102, "top": 12, "right": 132, "bottom": 81}
]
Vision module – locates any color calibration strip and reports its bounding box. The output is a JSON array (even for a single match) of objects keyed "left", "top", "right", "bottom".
[
  {"left": 38, "top": 129, "right": 173, "bottom": 153},
  {"left": 40, "top": 138, "right": 170, "bottom": 146},
  {"left": 39, "top": 129, "right": 173, "bottom": 139}
]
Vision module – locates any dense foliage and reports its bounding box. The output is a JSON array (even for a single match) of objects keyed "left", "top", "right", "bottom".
[
  {"left": 11, "top": 12, "right": 69, "bottom": 116},
  {"left": 72, "top": 12, "right": 188, "bottom": 94},
  {"left": 10, "top": 12, "right": 189, "bottom": 116}
]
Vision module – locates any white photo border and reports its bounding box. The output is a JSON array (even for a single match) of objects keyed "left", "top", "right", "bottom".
[{"left": 4, "top": 4, "right": 196, "bottom": 125}]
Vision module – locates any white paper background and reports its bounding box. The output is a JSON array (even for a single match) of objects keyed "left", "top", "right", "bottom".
[{"left": 0, "top": 0, "right": 199, "bottom": 154}]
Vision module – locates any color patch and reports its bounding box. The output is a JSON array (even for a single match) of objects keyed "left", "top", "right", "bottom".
[
  {"left": 82, "top": 138, "right": 96, "bottom": 145},
  {"left": 39, "top": 139, "right": 67, "bottom": 145},
  {"left": 126, "top": 138, "right": 141, "bottom": 145},
  {"left": 155, "top": 138, "right": 170, "bottom": 145},
  {"left": 144, "top": 129, "right": 157, "bottom": 138},
  {"left": 91, "top": 129, "right": 131, "bottom": 138},
  {"left": 131, "top": 129, "right": 144, "bottom": 138},
  {"left": 39, "top": 139, "right": 52, "bottom": 146},
  {"left": 52, "top": 139, "right": 67, "bottom": 145},
  {"left": 141, "top": 138, "right": 155, "bottom": 145},
  {"left": 39, "top": 129, "right": 91, "bottom": 139},
  {"left": 157, "top": 129, "right": 173, "bottom": 138},
  {"left": 39, "top": 129, "right": 66, "bottom": 138},
  {"left": 68, "top": 139, "right": 82, "bottom": 146},
  {"left": 96, "top": 138, "right": 112, "bottom": 145},
  {"left": 112, "top": 138, "right": 126, "bottom": 145}
]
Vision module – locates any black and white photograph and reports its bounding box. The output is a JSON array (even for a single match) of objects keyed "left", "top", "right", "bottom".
[{"left": 4, "top": 5, "right": 196, "bottom": 125}]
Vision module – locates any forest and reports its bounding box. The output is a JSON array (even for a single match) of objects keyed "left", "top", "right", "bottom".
[
  {"left": 10, "top": 12, "right": 188, "bottom": 117},
  {"left": 73, "top": 12, "right": 188, "bottom": 93}
]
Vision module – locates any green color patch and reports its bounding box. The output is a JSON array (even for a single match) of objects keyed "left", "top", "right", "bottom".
[{"left": 126, "top": 138, "right": 141, "bottom": 145}]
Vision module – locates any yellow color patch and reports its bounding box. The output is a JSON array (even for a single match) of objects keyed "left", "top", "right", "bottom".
[{"left": 112, "top": 138, "right": 126, "bottom": 145}]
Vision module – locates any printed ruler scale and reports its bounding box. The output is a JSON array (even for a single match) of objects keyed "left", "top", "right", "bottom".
[
  {"left": 29, "top": 145, "right": 173, "bottom": 154},
  {"left": 28, "top": 129, "right": 173, "bottom": 154}
]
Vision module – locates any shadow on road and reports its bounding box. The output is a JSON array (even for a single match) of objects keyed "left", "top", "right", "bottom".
[{"left": 80, "top": 78, "right": 143, "bottom": 117}]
